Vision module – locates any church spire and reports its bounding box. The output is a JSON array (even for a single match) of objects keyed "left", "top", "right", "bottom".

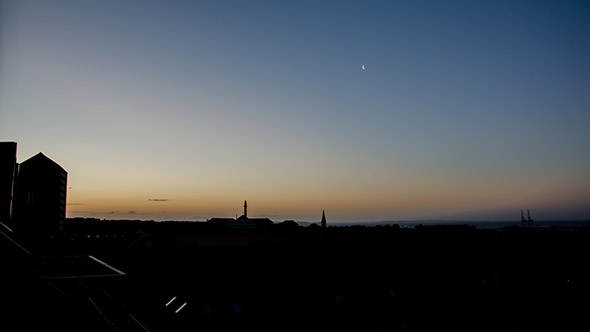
[
  {"left": 244, "top": 200, "right": 248, "bottom": 218},
  {"left": 321, "top": 210, "right": 326, "bottom": 229}
]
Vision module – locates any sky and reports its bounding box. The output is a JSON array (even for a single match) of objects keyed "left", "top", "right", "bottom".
[{"left": 1, "top": 0, "right": 589, "bottom": 223}]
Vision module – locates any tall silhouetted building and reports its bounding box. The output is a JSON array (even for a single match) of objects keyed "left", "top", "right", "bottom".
[
  {"left": 0, "top": 142, "right": 18, "bottom": 222},
  {"left": 321, "top": 210, "right": 327, "bottom": 229},
  {"left": 13, "top": 152, "right": 68, "bottom": 232}
]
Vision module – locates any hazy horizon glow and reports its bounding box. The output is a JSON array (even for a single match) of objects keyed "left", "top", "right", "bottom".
[{"left": 1, "top": 1, "right": 589, "bottom": 222}]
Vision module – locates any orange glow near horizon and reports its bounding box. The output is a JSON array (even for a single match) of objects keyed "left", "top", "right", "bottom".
[{"left": 65, "top": 172, "right": 589, "bottom": 222}]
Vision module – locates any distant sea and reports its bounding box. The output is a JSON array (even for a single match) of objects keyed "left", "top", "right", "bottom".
[{"left": 317, "top": 220, "right": 590, "bottom": 230}]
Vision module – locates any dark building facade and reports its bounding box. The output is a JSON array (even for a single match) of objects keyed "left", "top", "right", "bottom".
[
  {"left": 13, "top": 152, "right": 68, "bottom": 232},
  {"left": 0, "top": 142, "right": 18, "bottom": 222}
]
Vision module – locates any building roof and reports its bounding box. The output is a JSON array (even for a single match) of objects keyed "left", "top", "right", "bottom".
[
  {"left": 208, "top": 218, "right": 235, "bottom": 222},
  {"left": 236, "top": 215, "right": 272, "bottom": 223},
  {"left": 20, "top": 152, "right": 67, "bottom": 173}
]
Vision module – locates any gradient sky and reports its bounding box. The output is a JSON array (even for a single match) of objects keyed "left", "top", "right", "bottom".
[{"left": 1, "top": 0, "right": 589, "bottom": 222}]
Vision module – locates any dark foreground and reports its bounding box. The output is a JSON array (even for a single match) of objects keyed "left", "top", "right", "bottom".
[{"left": 2, "top": 221, "right": 589, "bottom": 332}]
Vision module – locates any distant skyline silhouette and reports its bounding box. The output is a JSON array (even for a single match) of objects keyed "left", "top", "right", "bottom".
[{"left": 1, "top": 1, "right": 588, "bottom": 222}]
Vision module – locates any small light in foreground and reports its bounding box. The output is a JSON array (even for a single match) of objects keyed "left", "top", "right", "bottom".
[
  {"left": 0, "top": 222, "right": 14, "bottom": 233},
  {"left": 165, "top": 296, "right": 176, "bottom": 307},
  {"left": 175, "top": 302, "right": 188, "bottom": 313}
]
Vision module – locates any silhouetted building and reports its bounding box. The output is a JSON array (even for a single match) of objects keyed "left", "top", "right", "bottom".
[
  {"left": 0, "top": 142, "right": 17, "bottom": 222},
  {"left": 321, "top": 210, "right": 327, "bottom": 229},
  {"left": 279, "top": 219, "right": 299, "bottom": 230},
  {"left": 208, "top": 201, "right": 273, "bottom": 230},
  {"left": 13, "top": 152, "right": 68, "bottom": 232}
]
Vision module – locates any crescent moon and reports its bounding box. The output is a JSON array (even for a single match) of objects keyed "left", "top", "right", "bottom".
[{"left": 361, "top": 65, "right": 366, "bottom": 71}]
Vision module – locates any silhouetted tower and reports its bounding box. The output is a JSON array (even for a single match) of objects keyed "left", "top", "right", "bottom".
[
  {"left": 321, "top": 210, "right": 326, "bottom": 229},
  {"left": 527, "top": 209, "right": 533, "bottom": 227},
  {"left": 520, "top": 210, "right": 526, "bottom": 227},
  {"left": 243, "top": 200, "right": 248, "bottom": 218},
  {"left": 12, "top": 153, "right": 67, "bottom": 233}
]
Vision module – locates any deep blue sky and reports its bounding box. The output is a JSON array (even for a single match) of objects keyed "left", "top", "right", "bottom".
[{"left": 1, "top": 0, "right": 589, "bottom": 222}]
